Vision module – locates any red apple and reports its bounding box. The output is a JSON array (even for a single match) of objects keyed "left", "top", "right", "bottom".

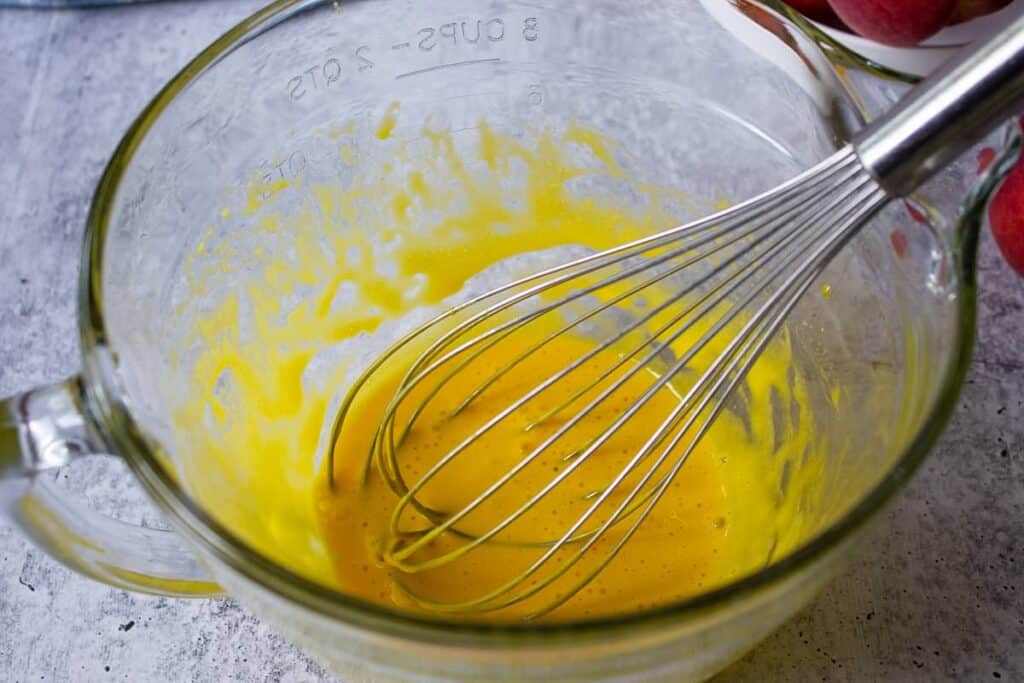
[
  {"left": 989, "top": 150, "right": 1024, "bottom": 278},
  {"left": 949, "top": 0, "right": 1013, "bottom": 23},
  {"left": 826, "top": 0, "right": 956, "bottom": 46},
  {"left": 783, "top": 0, "right": 844, "bottom": 25}
]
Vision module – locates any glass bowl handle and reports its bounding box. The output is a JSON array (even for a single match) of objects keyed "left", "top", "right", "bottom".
[{"left": 0, "top": 377, "right": 221, "bottom": 597}]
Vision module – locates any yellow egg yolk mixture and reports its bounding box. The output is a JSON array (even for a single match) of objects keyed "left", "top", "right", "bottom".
[
  {"left": 169, "top": 105, "right": 824, "bottom": 622},
  {"left": 322, "top": 330, "right": 731, "bottom": 620}
]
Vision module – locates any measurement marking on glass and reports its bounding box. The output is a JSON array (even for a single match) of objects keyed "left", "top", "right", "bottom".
[
  {"left": 444, "top": 91, "right": 505, "bottom": 102},
  {"left": 396, "top": 57, "right": 501, "bottom": 79}
]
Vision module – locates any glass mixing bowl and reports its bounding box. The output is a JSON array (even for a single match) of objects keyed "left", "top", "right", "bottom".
[{"left": 1, "top": 0, "right": 1019, "bottom": 681}]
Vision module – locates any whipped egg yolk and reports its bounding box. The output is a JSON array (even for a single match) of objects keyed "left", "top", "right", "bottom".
[{"left": 170, "top": 106, "right": 823, "bottom": 622}]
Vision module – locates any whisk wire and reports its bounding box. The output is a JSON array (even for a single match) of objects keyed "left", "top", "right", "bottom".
[
  {"left": 519, "top": 180, "right": 890, "bottom": 619},
  {"left": 326, "top": 151, "right": 860, "bottom": 489},
  {"left": 382, "top": 154, "right": 873, "bottom": 568},
  {"left": 328, "top": 148, "right": 894, "bottom": 616},
  {"left": 393, "top": 170, "right": 886, "bottom": 616},
  {"left": 388, "top": 152, "right": 863, "bottom": 423},
  {"left": 382, "top": 210, "right": 811, "bottom": 559}
]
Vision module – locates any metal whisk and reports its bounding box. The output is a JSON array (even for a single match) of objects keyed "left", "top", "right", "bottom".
[{"left": 327, "top": 15, "right": 1024, "bottom": 619}]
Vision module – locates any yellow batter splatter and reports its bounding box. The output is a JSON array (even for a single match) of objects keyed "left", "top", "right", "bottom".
[{"left": 168, "top": 104, "right": 823, "bottom": 621}]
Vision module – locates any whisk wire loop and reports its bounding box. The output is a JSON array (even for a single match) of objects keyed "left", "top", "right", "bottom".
[
  {"left": 325, "top": 148, "right": 898, "bottom": 614},
  {"left": 325, "top": 150, "right": 862, "bottom": 488},
  {"left": 381, "top": 156, "right": 871, "bottom": 566},
  {"left": 381, "top": 157, "right": 880, "bottom": 582},
  {"left": 389, "top": 164, "right": 886, "bottom": 616}
]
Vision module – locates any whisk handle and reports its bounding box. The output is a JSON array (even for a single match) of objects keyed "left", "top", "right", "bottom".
[{"left": 853, "top": 10, "right": 1024, "bottom": 197}]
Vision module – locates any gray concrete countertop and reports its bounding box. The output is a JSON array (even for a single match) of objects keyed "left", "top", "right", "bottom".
[{"left": 1, "top": 2, "right": 1022, "bottom": 681}]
